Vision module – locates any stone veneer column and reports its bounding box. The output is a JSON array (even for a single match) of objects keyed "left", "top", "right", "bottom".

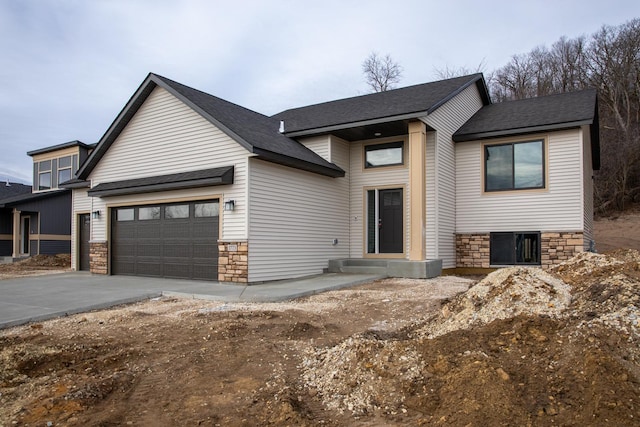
[
  {"left": 89, "top": 241, "right": 108, "bottom": 274},
  {"left": 541, "top": 232, "right": 584, "bottom": 267},
  {"left": 456, "top": 233, "right": 490, "bottom": 268},
  {"left": 218, "top": 241, "right": 248, "bottom": 283}
]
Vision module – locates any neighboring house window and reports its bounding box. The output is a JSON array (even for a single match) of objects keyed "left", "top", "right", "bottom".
[
  {"left": 57, "top": 156, "right": 72, "bottom": 185},
  {"left": 365, "top": 141, "right": 404, "bottom": 168},
  {"left": 485, "top": 140, "right": 544, "bottom": 191},
  {"left": 490, "top": 232, "right": 541, "bottom": 265},
  {"left": 38, "top": 160, "right": 52, "bottom": 191}
]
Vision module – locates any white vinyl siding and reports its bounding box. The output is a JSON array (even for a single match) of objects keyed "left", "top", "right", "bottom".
[
  {"left": 299, "top": 135, "right": 330, "bottom": 161},
  {"left": 70, "top": 189, "right": 91, "bottom": 270},
  {"left": 582, "top": 126, "right": 594, "bottom": 249},
  {"left": 88, "top": 86, "right": 250, "bottom": 241},
  {"left": 425, "top": 131, "right": 437, "bottom": 259},
  {"left": 349, "top": 139, "right": 409, "bottom": 257},
  {"left": 456, "top": 129, "right": 585, "bottom": 233},
  {"left": 423, "top": 84, "right": 484, "bottom": 268},
  {"left": 248, "top": 159, "right": 349, "bottom": 282},
  {"left": 329, "top": 136, "right": 350, "bottom": 171}
]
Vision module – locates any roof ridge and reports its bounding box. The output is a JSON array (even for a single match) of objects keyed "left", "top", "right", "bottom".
[{"left": 274, "top": 73, "right": 483, "bottom": 116}]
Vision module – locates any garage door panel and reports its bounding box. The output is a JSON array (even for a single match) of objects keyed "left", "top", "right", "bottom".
[
  {"left": 136, "top": 262, "right": 163, "bottom": 277},
  {"left": 192, "top": 222, "right": 217, "bottom": 238},
  {"left": 137, "top": 223, "right": 162, "bottom": 238},
  {"left": 193, "top": 264, "right": 218, "bottom": 281},
  {"left": 112, "top": 201, "right": 219, "bottom": 281},
  {"left": 164, "top": 243, "right": 191, "bottom": 258},
  {"left": 113, "top": 260, "right": 135, "bottom": 275},
  {"left": 137, "top": 242, "right": 162, "bottom": 257},
  {"left": 163, "top": 263, "right": 192, "bottom": 279},
  {"left": 163, "top": 221, "right": 191, "bottom": 238},
  {"left": 193, "top": 243, "right": 217, "bottom": 259}
]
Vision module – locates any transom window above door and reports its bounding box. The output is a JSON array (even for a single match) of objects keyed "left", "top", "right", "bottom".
[{"left": 364, "top": 141, "right": 404, "bottom": 168}]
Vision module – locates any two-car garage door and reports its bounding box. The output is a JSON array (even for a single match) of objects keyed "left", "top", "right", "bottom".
[{"left": 111, "top": 200, "right": 219, "bottom": 281}]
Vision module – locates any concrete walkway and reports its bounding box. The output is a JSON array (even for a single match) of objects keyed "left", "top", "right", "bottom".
[{"left": 0, "top": 272, "right": 383, "bottom": 329}]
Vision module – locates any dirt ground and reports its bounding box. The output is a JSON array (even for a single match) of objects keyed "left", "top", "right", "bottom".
[
  {"left": 0, "top": 215, "right": 639, "bottom": 426},
  {"left": 0, "top": 254, "right": 71, "bottom": 279},
  {"left": 595, "top": 209, "right": 640, "bottom": 252}
]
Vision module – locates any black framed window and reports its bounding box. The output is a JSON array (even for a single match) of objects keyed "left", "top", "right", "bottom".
[
  {"left": 365, "top": 141, "right": 404, "bottom": 168},
  {"left": 490, "top": 232, "right": 540, "bottom": 265},
  {"left": 485, "top": 140, "right": 544, "bottom": 191}
]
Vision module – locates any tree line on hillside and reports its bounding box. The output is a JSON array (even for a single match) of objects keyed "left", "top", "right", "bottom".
[
  {"left": 489, "top": 18, "right": 640, "bottom": 214},
  {"left": 364, "top": 18, "right": 640, "bottom": 214}
]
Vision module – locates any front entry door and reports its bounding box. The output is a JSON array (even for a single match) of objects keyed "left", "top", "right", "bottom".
[
  {"left": 79, "top": 214, "right": 91, "bottom": 271},
  {"left": 367, "top": 188, "right": 403, "bottom": 254},
  {"left": 378, "top": 189, "right": 403, "bottom": 253},
  {"left": 20, "top": 217, "right": 30, "bottom": 255}
]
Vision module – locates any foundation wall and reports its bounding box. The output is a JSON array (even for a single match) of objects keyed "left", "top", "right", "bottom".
[
  {"left": 89, "top": 241, "right": 108, "bottom": 275},
  {"left": 218, "top": 241, "right": 248, "bottom": 283},
  {"left": 456, "top": 232, "right": 584, "bottom": 268}
]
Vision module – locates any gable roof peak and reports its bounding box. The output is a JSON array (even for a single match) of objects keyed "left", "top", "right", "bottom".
[
  {"left": 77, "top": 72, "right": 345, "bottom": 180},
  {"left": 272, "top": 73, "right": 490, "bottom": 135}
]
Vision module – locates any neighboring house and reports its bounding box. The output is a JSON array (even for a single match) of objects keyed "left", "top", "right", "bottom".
[
  {"left": 64, "top": 72, "right": 599, "bottom": 283},
  {"left": 0, "top": 141, "right": 93, "bottom": 261}
]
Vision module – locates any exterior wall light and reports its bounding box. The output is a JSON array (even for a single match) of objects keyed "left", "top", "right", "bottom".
[
  {"left": 92, "top": 210, "right": 101, "bottom": 219},
  {"left": 224, "top": 200, "right": 235, "bottom": 212}
]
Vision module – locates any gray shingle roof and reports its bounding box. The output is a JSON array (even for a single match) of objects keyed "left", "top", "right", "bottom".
[
  {"left": 453, "top": 89, "right": 600, "bottom": 170},
  {"left": 78, "top": 74, "right": 345, "bottom": 179},
  {"left": 0, "top": 189, "right": 69, "bottom": 208},
  {"left": 453, "top": 89, "right": 598, "bottom": 141},
  {"left": 273, "top": 74, "right": 490, "bottom": 135},
  {"left": 0, "top": 182, "right": 32, "bottom": 204}
]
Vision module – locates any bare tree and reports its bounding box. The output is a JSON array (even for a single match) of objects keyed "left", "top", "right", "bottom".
[
  {"left": 433, "top": 59, "right": 487, "bottom": 80},
  {"left": 362, "top": 52, "right": 403, "bottom": 92},
  {"left": 488, "top": 18, "right": 640, "bottom": 214},
  {"left": 585, "top": 19, "right": 640, "bottom": 212}
]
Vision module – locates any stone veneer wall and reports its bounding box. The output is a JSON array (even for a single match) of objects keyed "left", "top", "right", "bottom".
[
  {"left": 218, "top": 241, "right": 248, "bottom": 283},
  {"left": 89, "top": 241, "right": 108, "bottom": 274},
  {"left": 456, "top": 232, "right": 584, "bottom": 269},
  {"left": 541, "top": 232, "right": 584, "bottom": 266},
  {"left": 456, "top": 234, "right": 491, "bottom": 268}
]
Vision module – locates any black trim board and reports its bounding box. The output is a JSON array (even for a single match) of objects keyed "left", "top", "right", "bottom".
[{"left": 88, "top": 166, "right": 234, "bottom": 197}]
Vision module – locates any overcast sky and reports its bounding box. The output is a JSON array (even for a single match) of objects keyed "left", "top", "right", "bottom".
[{"left": 1, "top": 0, "right": 638, "bottom": 184}]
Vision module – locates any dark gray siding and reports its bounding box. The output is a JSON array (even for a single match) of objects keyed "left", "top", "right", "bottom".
[
  {"left": 0, "top": 241, "right": 11, "bottom": 256},
  {"left": 0, "top": 209, "right": 12, "bottom": 234},
  {"left": 40, "top": 240, "right": 71, "bottom": 255},
  {"left": 12, "top": 191, "right": 71, "bottom": 235}
]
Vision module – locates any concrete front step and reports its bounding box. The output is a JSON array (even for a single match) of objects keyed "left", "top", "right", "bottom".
[
  {"left": 339, "top": 266, "right": 388, "bottom": 275},
  {"left": 328, "top": 258, "right": 442, "bottom": 279}
]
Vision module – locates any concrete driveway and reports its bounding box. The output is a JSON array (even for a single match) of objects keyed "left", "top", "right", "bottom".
[{"left": 0, "top": 271, "right": 382, "bottom": 329}]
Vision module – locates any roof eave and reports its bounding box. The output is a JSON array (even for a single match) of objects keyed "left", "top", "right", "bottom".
[
  {"left": 77, "top": 74, "right": 259, "bottom": 180},
  {"left": 27, "top": 140, "right": 91, "bottom": 157},
  {"left": 153, "top": 75, "right": 255, "bottom": 153},
  {"left": 59, "top": 179, "right": 91, "bottom": 189},
  {"left": 452, "top": 119, "right": 594, "bottom": 142},
  {"left": 283, "top": 111, "right": 430, "bottom": 138},
  {"left": 88, "top": 177, "right": 231, "bottom": 197},
  {"left": 253, "top": 148, "right": 345, "bottom": 178},
  {"left": 77, "top": 74, "right": 159, "bottom": 179}
]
